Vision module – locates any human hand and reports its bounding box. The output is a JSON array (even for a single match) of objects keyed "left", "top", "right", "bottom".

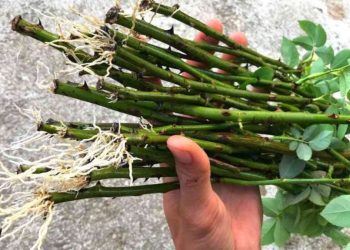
[{"left": 163, "top": 20, "right": 262, "bottom": 250}]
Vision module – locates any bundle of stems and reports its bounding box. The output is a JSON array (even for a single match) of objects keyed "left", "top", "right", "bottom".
[{"left": 4, "top": 0, "right": 350, "bottom": 247}]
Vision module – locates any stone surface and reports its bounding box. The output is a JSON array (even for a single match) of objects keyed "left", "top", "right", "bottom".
[{"left": 0, "top": 0, "right": 349, "bottom": 249}]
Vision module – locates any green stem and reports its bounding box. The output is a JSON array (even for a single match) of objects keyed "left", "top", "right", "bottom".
[
  {"left": 113, "top": 14, "right": 251, "bottom": 75},
  {"left": 272, "top": 136, "right": 305, "bottom": 143},
  {"left": 297, "top": 64, "right": 350, "bottom": 84},
  {"left": 39, "top": 123, "right": 248, "bottom": 155},
  {"left": 53, "top": 80, "right": 195, "bottom": 124},
  {"left": 145, "top": 102, "right": 350, "bottom": 124},
  {"left": 51, "top": 176, "right": 350, "bottom": 204},
  {"left": 219, "top": 177, "right": 350, "bottom": 186},
  {"left": 192, "top": 41, "right": 299, "bottom": 74},
  {"left": 51, "top": 181, "right": 180, "bottom": 203},
  {"left": 217, "top": 154, "right": 278, "bottom": 172},
  {"left": 184, "top": 131, "right": 350, "bottom": 161},
  {"left": 328, "top": 148, "right": 350, "bottom": 171},
  {"left": 102, "top": 81, "right": 209, "bottom": 105},
  {"left": 112, "top": 30, "right": 234, "bottom": 89},
  {"left": 148, "top": 2, "right": 293, "bottom": 71},
  {"left": 116, "top": 47, "right": 310, "bottom": 104}
]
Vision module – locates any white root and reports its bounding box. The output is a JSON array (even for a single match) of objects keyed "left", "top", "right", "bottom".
[
  {"left": 1, "top": 113, "right": 138, "bottom": 249},
  {"left": 2, "top": 1, "right": 155, "bottom": 248}
]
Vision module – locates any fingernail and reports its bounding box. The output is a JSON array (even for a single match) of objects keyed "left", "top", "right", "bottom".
[{"left": 171, "top": 148, "right": 192, "bottom": 165}]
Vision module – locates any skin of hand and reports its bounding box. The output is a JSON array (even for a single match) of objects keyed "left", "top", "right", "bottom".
[{"left": 162, "top": 19, "right": 263, "bottom": 250}]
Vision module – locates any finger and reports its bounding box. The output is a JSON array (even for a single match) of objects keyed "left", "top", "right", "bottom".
[
  {"left": 193, "top": 18, "right": 223, "bottom": 44},
  {"left": 217, "top": 32, "right": 248, "bottom": 76},
  {"left": 161, "top": 163, "right": 178, "bottom": 183},
  {"left": 182, "top": 19, "right": 223, "bottom": 78},
  {"left": 220, "top": 32, "right": 248, "bottom": 61},
  {"left": 144, "top": 76, "right": 162, "bottom": 85},
  {"left": 167, "top": 135, "right": 215, "bottom": 211}
]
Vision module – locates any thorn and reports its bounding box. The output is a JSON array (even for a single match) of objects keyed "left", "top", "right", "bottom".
[
  {"left": 16, "top": 166, "right": 23, "bottom": 174},
  {"left": 167, "top": 46, "right": 172, "bottom": 51},
  {"left": 144, "top": 178, "right": 149, "bottom": 182},
  {"left": 69, "top": 33, "right": 80, "bottom": 40},
  {"left": 96, "top": 79, "right": 103, "bottom": 90},
  {"left": 37, "top": 18, "right": 43, "bottom": 29},
  {"left": 137, "top": 71, "right": 145, "bottom": 79},
  {"left": 111, "top": 122, "right": 120, "bottom": 133},
  {"left": 165, "top": 25, "right": 175, "bottom": 35},
  {"left": 328, "top": 113, "right": 339, "bottom": 119},
  {"left": 46, "top": 118, "right": 57, "bottom": 124},
  {"left": 95, "top": 181, "right": 102, "bottom": 187},
  {"left": 43, "top": 211, "right": 48, "bottom": 221},
  {"left": 100, "top": 25, "right": 110, "bottom": 33},
  {"left": 80, "top": 81, "right": 90, "bottom": 91}
]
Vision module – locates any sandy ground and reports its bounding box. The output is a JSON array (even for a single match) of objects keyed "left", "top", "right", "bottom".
[{"left": 0, "top": 0, "right": 349, "bottom": 249}]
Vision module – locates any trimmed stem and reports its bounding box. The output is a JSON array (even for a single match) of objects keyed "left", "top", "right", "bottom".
[
  {"left": 53, "top": 80, "right": 195, "bottom": 124},
  {"left": 39, "top": 123, "right": 248, "bottom": 155},
  {"left": 113, "top": 14, "right": 252, "bottom": 75},
  {"left": 51, "top": 176, "right": 350, "bottom": 203},
  {"left": 143, "top": 102, "right": 350, "bottom": 124},
  {"left": 148, "top": 2, "right": 293, "bottom": 71},
  {"left": 116, "top": 47, "right": 310, "bottom": 104}
]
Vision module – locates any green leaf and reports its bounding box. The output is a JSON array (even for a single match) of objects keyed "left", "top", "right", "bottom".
[
  {"left": 285, "top": 187, "right": 311, "bottom": 207},
  {"left": 261, "top": 218, "right": 276, "bottom": 245},
  {"left": 324, "top": 226, "right": 350, "bottom": 246},
  {"left": 274, "top": 218, "right": 290, "bottom": 246},
  {"left": 339, "top": 72, "right": 350, "bottom": 98},
  {"left": 316, "top": 184, "right": 331, "bottom": 198},
  {"left": 321, "top": 195, "right": 350, "bottom": 227},
  {"left": 309, "top": 130, "right": 334, "bottom": 151},
  {"left": 298, "top": 20, "right": 327, "bottom": 47},
  {"left": 253, "top": 67, "right": 274, "bottom": 80},
  {"left": 297, "top": 209, "right": 324, "bottom": 236},
  {"left": 337, "top": 124, "right": 348, "bottom": 139},
  {"left": 281, "top": 37, "right": 299, "bottom": 67},
  {"left": 279, "top": 155, "right": 306, "bottom": 178},
  {"left": 346, "top": 242, "right": 350, "bottom": 250},
  {"left": 296, "top": 143, "right": 312, "bottom": 161},
  {"left": 289, "top": 141, "right": 299, "bottom": 151},
  {"left": 315, "top": 78, "right": 339, "bottom": 96},
  {"left": 309, "top": 187, "right": 326, "bottom": 206},
  {"left": 290, "top": 127, "right": 301, "bottom": 138},
  {"left": 331, "top": 49, "right": 350, "bottom": 69},
  {"left": 281, "top": 205, "right": 301, "bottom": 233},
  {"left": 316, "top": 46, "right": 334, "bottom": 65},
  {"left": 303, "top": 124, "right": 334, "bottom": 151},
  {"left": 310, "top": 58, "right": 324, "bottom": 74},
  {"left": 262, "top": 198, "right": 281, "bottom": 217},
  {"left": 293, "top": 36, "right": 313, "bottom": 50},
  {"left": 330, "top": 137, "right": 349, "bottom": 150},
  {"left": 303, "top": 125, "right": 320, "bottom": 141}
]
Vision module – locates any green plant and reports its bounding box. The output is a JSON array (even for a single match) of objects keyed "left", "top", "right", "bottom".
[{"left": 2, "top": 0, "right": 350, "bottom": 248}]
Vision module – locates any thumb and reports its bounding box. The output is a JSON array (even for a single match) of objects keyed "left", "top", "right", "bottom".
[{"left": 167, "top": 135, "right": 215, "bottom": 210}]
